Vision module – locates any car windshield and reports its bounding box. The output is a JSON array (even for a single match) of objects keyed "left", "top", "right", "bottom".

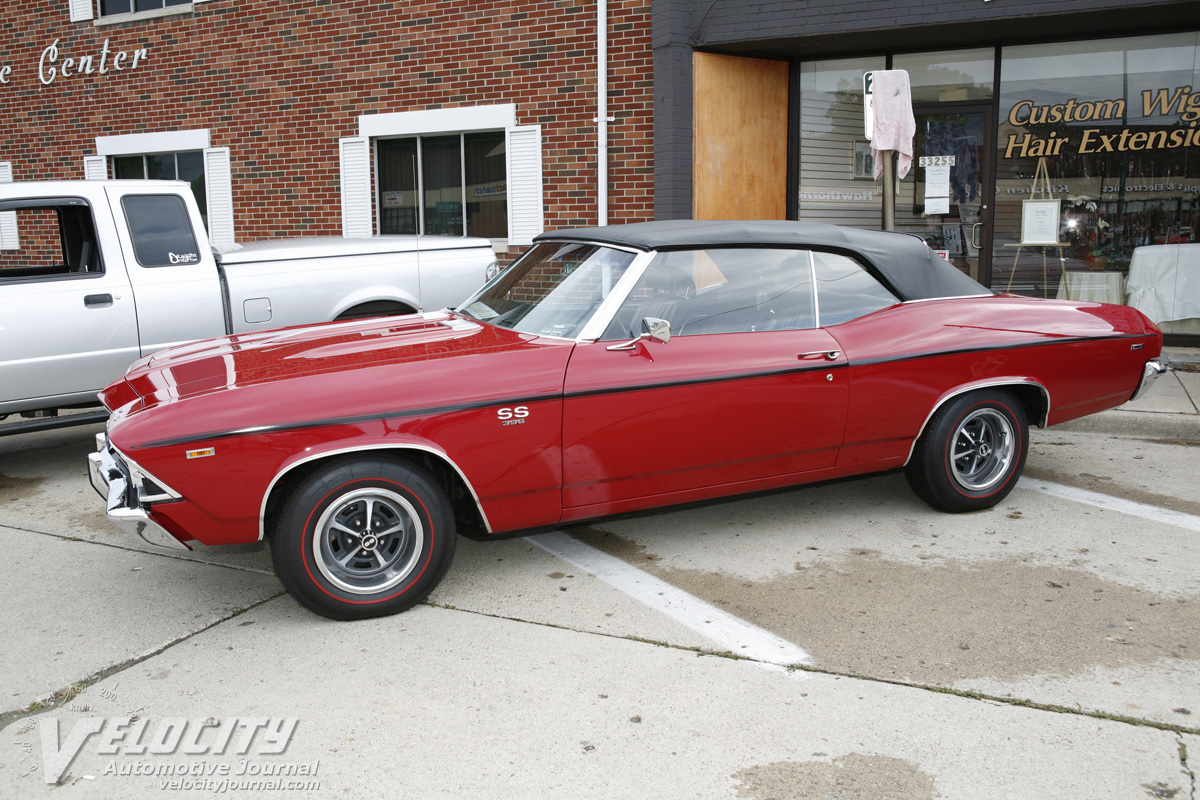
[{"left": 457, "top": 241, "right": 637, "bottom": 338}]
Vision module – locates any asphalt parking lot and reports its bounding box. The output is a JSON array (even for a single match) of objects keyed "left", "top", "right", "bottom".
[{"left": 1, "top": 369, "right": 1198, "bottom": 799}]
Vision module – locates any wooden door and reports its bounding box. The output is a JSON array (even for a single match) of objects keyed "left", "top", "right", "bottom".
[{"left": 693, "top": 52, "right": 788, "bottom": 220}]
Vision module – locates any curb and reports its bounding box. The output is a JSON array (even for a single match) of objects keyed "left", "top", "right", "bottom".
[{"left": 1049, "top": 409, "right": 1200, "bottom": 439}]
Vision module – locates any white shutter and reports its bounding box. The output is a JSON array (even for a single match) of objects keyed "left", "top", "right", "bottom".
[
  {"left": 83, "top": 156, "right": 107, "bottom": 180},
  {"left": 203, "top": 147, "right": 235, "bottom": 248},
  {"left": 507, "top": 125, "right": 544, "bottom": 246},
  {"left": 339, "top": 136, "right": 372, "bottom": 238},
  {"left": 0, "top": 162, "right": 17, "bottom": 250},
  {"left": 69, "top": 0, "right": 94, "bottom": 22}
]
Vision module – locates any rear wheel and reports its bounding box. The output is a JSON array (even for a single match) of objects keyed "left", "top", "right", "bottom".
[
  {"left": 906, "top": 389, "right": 1028, "bottom": 513},
  {"left": 270, "top": 457, "right": 456, "bottom": 620}
]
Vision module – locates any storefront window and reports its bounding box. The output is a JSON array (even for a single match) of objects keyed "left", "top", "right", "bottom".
[
  {"left": 798, "top": 57, "right": 885, "bottom": 229},
  {"left": 996, "top": 33, "right": 1200, "bottom": 335},
  {"left": 893, "top": 49, "right": 994, "bottom": 103}
]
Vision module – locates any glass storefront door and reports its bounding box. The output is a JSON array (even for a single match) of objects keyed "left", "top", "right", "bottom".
[{"left": 895, "top": 104, "right": 994, "bottom": 282}]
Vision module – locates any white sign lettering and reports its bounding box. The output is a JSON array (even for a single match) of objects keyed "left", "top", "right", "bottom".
[{"left": 0, "top": 38, "right": 151, "bottom": 88}]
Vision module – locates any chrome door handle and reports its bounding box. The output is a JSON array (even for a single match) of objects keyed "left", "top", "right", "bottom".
[
  {"left": 798, "top": 350, "right": 840, "bottom": 361},
  {"left": 971, "top": 223, "right": 982, "bottom": 250}
]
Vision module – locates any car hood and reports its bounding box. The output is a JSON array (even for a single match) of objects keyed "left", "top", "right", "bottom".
[{"left": 103, "top": 311, "right": 574, "bottom": 448}]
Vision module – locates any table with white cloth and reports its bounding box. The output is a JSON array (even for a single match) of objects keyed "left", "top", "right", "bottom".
[
  {"left": 1126, "top": 243, "right": 1200, "bottom": 333},
  {"left": 1054, "top": 271, "right": 1125, "bottom": 304}
]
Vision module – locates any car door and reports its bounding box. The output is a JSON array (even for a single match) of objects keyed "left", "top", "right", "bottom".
[
  {"left": 105, "top": 185, "right": 227, "bottom": 355},
  {"left": 0, "top": 198, "right": 139, "bottom": 411},
  {"left": 561, "top": 247, "right": 849, "bottom": 511}
]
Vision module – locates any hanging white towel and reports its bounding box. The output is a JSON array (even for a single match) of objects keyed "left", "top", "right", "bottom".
[{"left": 870, "top": 70, "right": 915, "bottom": 181}]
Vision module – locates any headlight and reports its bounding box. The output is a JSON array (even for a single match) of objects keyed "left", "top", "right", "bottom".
[{"left": 485, "top": 260, "right": 503, "bottom": 281}]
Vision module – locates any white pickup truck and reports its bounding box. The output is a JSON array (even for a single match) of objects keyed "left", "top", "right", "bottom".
[{"left": 0, "top": 180, "right": 499, "bottom": 433}]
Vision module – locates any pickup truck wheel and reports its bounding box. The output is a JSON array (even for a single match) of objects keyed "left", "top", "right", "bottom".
[
  {"left": 905, "top": 389, "right": 1028, "bottom": 513},
  {"left": 271, "top": 458, "right": 456, "bottom": 620}
]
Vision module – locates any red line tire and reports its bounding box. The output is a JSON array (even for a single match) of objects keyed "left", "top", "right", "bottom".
[
  {"left": 906, "top": 389, "right": 1029, "bottom": 513},
  {"left": 270, "top": 457, "right": 456, "bottom": 620}
]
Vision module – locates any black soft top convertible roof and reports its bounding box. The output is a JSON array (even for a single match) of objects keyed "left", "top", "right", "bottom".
[{"left": 534, "top": 220, "right": 989, "bottom": 303}]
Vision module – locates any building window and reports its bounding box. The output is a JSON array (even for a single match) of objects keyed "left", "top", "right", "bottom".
[
  {"left": 100, "top": 0, "right": 188, "bottom": 15},
  {"left": 997, "top": 32, "right": 1200, "bottom": 336},
  {"left": 798, "top": 57, "right": 886, "bottom": 229},
  {"left": 112, "top": 151, "right": 207, "bottom": 230},
  {"left": 377, "top": 132, "right": 508, "bottom": 239}
]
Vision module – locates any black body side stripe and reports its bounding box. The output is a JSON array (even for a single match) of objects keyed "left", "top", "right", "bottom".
[
  {"left": 849, "top": 332, "right": 1146, "bottom": 368},
  {"left": 132, "top": 332, "right": 1150, "bottom": 450}
]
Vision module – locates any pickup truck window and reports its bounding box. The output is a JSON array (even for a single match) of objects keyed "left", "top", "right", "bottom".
[
  {"left": 0, "top": 200, "right": 102, "bottom": 280},
  {"left": 121, "top": 194, "right": 201, "bottom": 268}
]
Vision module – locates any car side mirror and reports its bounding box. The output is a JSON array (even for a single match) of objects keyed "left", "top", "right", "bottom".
[
  {"left": 606, "top": 317, "right": 672, "bottom": 351},
  {"left": 642, "top": 316, "right": 671, "bottom": 344}
]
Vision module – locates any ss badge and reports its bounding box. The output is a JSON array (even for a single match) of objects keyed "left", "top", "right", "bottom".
[{"left": 497, "top": 406, "right": 529, "bottom": 426}]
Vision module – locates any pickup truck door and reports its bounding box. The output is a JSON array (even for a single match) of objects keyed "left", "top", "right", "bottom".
[
  {"left": 0, "top": 197, "right": 140, "bottom": 412},
  {"left": 104, "top": 185, "right": 226, "bottom": 355}
]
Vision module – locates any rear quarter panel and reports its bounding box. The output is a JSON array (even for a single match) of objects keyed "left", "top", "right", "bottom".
[{"left": 826, "top": 295, "right": 1159, "bottom": 468}]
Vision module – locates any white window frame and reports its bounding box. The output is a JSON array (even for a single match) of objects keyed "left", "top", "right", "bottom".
[
  {"left": 345, "top": 104, "right": 544, "bottom": 247},
  {"left": 90, "top": 129, "right": 236, "bottom": 248}
]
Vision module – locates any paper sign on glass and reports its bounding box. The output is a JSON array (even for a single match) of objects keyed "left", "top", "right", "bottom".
[
  {"left": 924, "top": 164, "right": 950, "bottom": 199},
  {"left": 925, "top": 197, "right": 950, "bottom": 215},
  {"left": 1020, "top": 199, "right": 1061, "bottom": 245}
]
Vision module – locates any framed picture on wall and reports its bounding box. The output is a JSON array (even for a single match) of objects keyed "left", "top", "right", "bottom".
[
  {"left": 1020, "top": 199, "right": 1062, "bottom": 245},
  {"left": 852, "top": 141, "right": 874, "bottom": 180}
]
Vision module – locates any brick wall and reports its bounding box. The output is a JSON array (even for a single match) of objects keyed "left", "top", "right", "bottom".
[
  {"left": 0, "top": 209, "right": 64, "bottom": 269},
  {"left": 0, "top": 0, "right": 654, "bottom": 244}
]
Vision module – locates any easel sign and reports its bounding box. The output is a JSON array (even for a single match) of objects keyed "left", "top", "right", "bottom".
[{"left": 1020, "top": 199, "right": 1061, "bottom": 246}]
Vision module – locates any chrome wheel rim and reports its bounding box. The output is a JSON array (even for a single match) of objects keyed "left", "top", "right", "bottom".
[
  {"left": 312, "top": 488, "right": 424, "bottom": 595},
  {"left": 950, "top": 409, "right": 1015, "bottom": 492}
]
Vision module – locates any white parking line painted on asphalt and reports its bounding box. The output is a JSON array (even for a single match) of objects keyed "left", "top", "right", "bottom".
[
  {"left": 1019, "top": 477, "right": 1200, "bottom": 532},
  {"left": 529, "top": 531, "right": 812, "bottom": 668}
]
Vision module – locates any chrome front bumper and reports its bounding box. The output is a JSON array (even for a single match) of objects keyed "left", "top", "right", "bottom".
[
  {"left": 88, "top": 433, "right": 191, "bottom": 551},
  {"left": 1130, "top": 358, "right": 1171, "bottom": 402}
]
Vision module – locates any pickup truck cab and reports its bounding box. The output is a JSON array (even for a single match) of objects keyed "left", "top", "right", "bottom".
[{"left": 0, "top": 180, "right": 498, "bottom": 431}]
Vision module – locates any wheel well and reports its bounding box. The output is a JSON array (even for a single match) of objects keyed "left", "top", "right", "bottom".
[
  {"left": 334, "top": 300, "right": 417, "bottom": 321},
  {"left": 262, "top": 448, "right": 488, "bottom": 541},
  {"left": 905, "top": 381, "right": 1049, "bottom": 466},
  {"left": 1001, "top": 383, "right": 1050, "bottom": 428}
]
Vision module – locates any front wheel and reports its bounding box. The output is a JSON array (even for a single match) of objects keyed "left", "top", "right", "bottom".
[
  {"left": 906, "top": 389, "right": 1029, "bottom": 513},
  {"left": 270, "top": 457, "right": 456, "bottom": 620}
]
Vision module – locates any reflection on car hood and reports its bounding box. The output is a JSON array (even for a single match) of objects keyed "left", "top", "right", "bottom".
[
  {"left": 133, "top": 312, "right": 507, "bottom": 398},
  {"left": 103, "top": 312, "right": 573, "bottom": 448}
]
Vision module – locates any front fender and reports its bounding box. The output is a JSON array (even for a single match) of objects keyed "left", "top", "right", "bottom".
[{"left": 258, "top": 435, "right": 490, "bottom": 540}]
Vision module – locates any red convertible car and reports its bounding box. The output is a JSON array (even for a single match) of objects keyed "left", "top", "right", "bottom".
[{"left": 89, "top": 221, "right": 1168, "bottom": 619}]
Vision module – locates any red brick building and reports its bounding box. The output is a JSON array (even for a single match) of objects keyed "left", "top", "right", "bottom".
[{"left": 0, "top": 0, "right": 654, "bottom": 256}]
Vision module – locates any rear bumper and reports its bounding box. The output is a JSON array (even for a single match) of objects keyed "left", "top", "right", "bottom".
[
  {"left": 1130, "top": 358, "right": 1171, "bottom": 402},
  {"left": 88, "top": 433, "right": 191, "bottom": 551}
]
